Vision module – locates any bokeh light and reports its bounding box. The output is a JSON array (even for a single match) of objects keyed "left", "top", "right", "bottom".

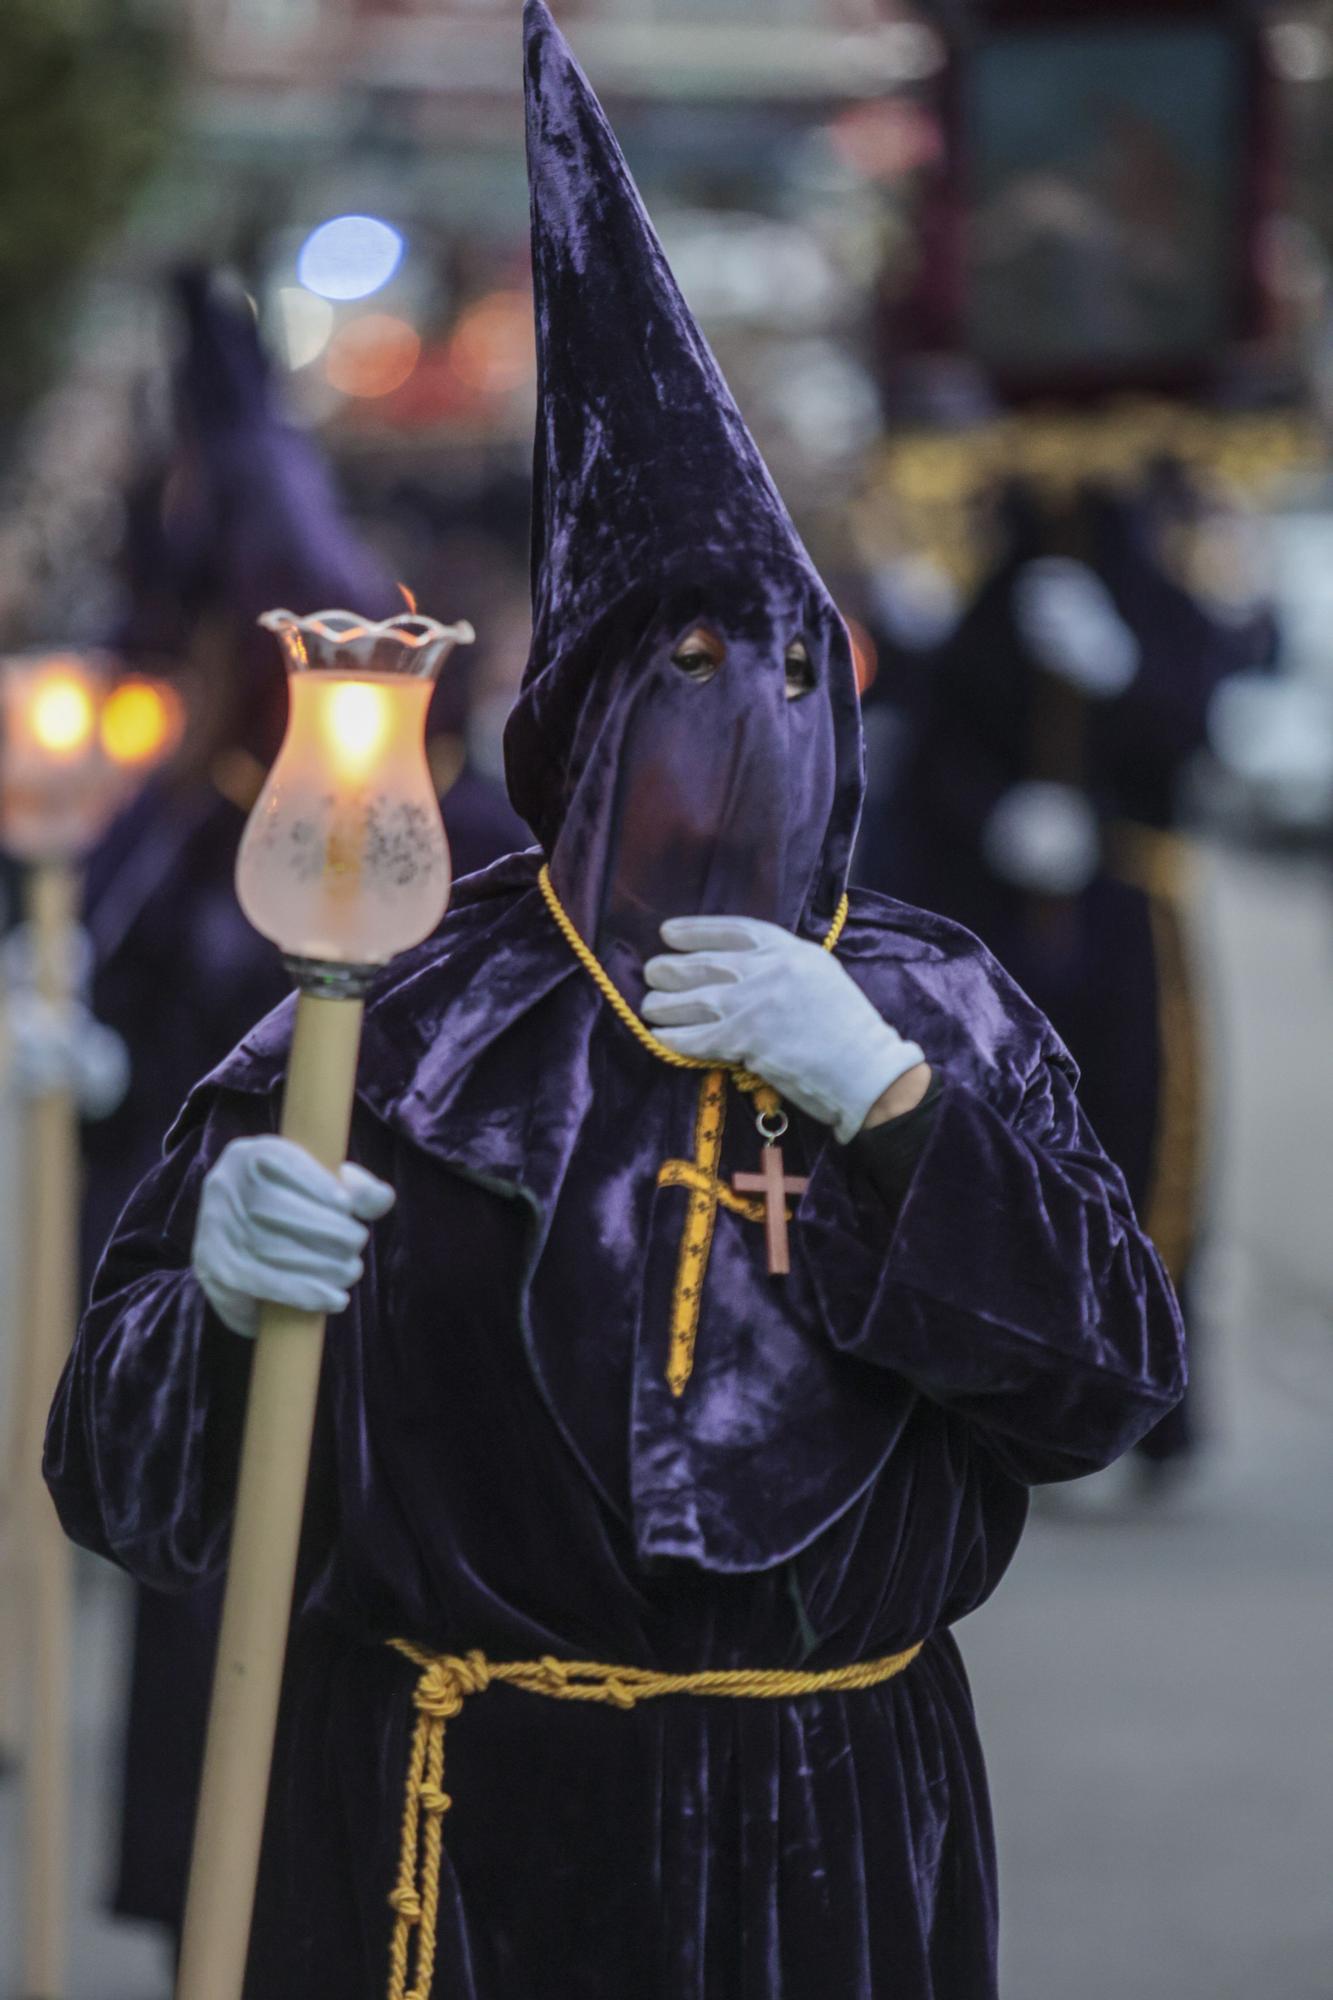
[
  {"left": 30, "top": 669, "right": 96, "bottom": 758},
  {"left": 275, "top": 286, "right": 335, "bottom": 369},
  {"left": 325, "top": 314, "right": 422, "bottom": 398},
  {"left": 100, "top": 678, "right": 183, "bottom": 768},
  {"left": 445, "top": 291, "right": 536, "bottom": 398},
  {"left": 297, "top": 215, "right": 405, "bottom": 302}
]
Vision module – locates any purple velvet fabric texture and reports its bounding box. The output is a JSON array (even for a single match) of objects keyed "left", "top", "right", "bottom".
[
  {"left": 84, "top": 772, "right": 526, "bottom": 1928},
  {"left": 82, "top": 784, "right": 290, "bottom": 1270},
  {"left": 46, "top": 12, "right": 1184, "bottom": 1992},
  {"left": 50, "top": 856, "right": 1184, "bottom": 1996}
]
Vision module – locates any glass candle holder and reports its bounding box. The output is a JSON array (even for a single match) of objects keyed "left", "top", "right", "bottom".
[{"left": 236, "top": 608, "right": 474, "bottom": 975}]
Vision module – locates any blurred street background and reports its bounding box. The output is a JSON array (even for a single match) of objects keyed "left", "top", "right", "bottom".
[{"left": 1, "top": 0, "right": 1333, "bottom": 1993}]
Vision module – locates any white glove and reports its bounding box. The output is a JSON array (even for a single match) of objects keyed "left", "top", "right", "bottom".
[
  {"left": 1013, "top": 557, "right": 1140, "bottom": 699},
  {"left": 192, "top": 1135, "right": 395, "bottom": 1338},
  {"left": 982, "top": 780, "right": 1101, "bottom": 897},
  {"left": 8, "top": 992, "right": 131, "bottom": 1118},
  {"left": 642, "top": 917, "right": 925, "bottom": 1144}
]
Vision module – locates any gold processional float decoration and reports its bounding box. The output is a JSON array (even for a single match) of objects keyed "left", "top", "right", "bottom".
[{"left": 854, "top": 398, "right": 1326, "bottom": 590}]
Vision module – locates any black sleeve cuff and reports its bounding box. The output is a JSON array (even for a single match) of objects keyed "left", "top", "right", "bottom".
[{"left": 847, "top": 1068, "right": 945, "bottom": 1210}]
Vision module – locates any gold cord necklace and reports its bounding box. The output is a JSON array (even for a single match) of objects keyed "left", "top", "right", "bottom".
[{"left": 536, "top": 862, "right": 849, "bottom": 1392}]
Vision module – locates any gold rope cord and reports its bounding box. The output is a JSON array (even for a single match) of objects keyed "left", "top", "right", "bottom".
[
  {"left": 385, "top": 1636, "right": 924, "bottom": 2000},
  {"left": 663, "top": 1069, "right": 727, "bottom": 1396},
  {"left": 535, "top": 862, "right": 849, "bottom": 1090},
  {"left": 1142, "top": 885, "right": 1204, "bottom": 1281},
  {"left": 656, "top": 1159, "right": 769, "bottom": 1223},
  {"left": 1109, "top": 825, "right": 1206, "bottom": 1283},
  {"left": 536, "top": 863, "right": 850, "bottom": 1393}
]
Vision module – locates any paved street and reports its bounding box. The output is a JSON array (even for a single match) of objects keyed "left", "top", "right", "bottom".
[
  {"left": 966, "top": 841, "right": 1333, "bottom": 2000},
  {"left": 1, "top": 838, "right": 1330, "bottom": 1998}
]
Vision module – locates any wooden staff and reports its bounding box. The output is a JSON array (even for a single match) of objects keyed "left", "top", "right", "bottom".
[
  {"left": 17, "top": 857, "right": 81, "bottom": 2000},
  {"left": 175, "top": 988, "right": 365, "bottom": 2000}
]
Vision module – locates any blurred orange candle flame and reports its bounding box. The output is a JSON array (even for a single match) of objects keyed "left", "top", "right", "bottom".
[
  {"left": 100, "top": 678, "right": 183, "bottom": 768},
  {"left": 1, "top": 655, "right": 185, "bottom": 861},
  {"left": 30, "top": 670, "right": 96, "bottom": 759}
]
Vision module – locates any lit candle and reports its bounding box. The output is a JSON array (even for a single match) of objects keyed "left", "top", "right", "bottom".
[
  {"left": 99, "top": 675, "right": 184, "bottom": 775},
  {"left": 0, "top": 648, "right": 182, "bottom": 1998},
  {"left": 235, "top": 608, "right": 469, "bottom": 977},
  {"left": 0, "top": 654, "right": 183, "bottom": 862},
  {"left": 178, "top": 603, "right": 473, "bottom": 2000},
  {"left": 0, "top": 652, "right": 106, "bottom": 862}
]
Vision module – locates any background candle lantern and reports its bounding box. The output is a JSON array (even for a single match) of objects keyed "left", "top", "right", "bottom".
[
  {"left": 177, "top": 605, "right": 472, "bottom": 2000},
  {"left": 0, "top": 651, "right": 111, "bottom": 862},
  {"left": 0, "top": 649, "right": 182, "bottom": 2000},
  {"left": 98, "top": 674, "right": 185, "bottom": 780}
]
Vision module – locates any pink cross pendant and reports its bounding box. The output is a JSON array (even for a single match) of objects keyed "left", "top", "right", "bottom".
[{"left": 732, "top": 1144, "right": 810, "bottom": 1276}]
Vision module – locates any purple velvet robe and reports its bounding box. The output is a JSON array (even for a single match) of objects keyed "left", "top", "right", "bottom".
[
  {"left": 47, "top": 850, "right": 1183, "bottom": 1998},
  {"left": 83, "top": 768, "right": 528, "bottom": 1928}
]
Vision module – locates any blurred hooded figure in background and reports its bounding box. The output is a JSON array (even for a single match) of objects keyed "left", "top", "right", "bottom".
[
  {"left": 46, "top": 10, "right": 1183, "bottom": 1996},
  {"left": 872, "top": 473, "right": 1269, "bottom": 1477},
  {"left": 84, "top": 269, "right": 526, "bottom": 1941}
]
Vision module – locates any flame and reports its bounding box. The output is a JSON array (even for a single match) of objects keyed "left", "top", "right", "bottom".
[
  {"left": 845, "top": 616, "right": 879, "bottom": 698},
  {"left": 397, "top": 582, "right": 418, "bottom": 616},
  {"left": 30, "top": 669, "right": 96, "bottom": 758},
  {"left": 101, "top": 679, "right": 182, "bottom": 767},
  {"left": 320, "top": 679, "right": 392, "bottom": 779}
]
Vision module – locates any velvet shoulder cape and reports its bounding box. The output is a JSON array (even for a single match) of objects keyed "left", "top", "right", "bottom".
[
  {"left": 180, "top": 848, "right": 1069, "bottom": 1181},
  {"left": 167, "top": 859, "right": 1085, "bottom": 1577}
]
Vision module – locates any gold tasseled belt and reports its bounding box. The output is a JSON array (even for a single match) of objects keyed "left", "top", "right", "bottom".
[{"left": 384, "top": 1635, "right": 925, "bottom": 2000}]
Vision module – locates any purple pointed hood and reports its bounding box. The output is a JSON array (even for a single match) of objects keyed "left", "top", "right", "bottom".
[
  {"left": 174, "top": 269, "right": 400, "bottom": 630},
  {"left": 504, "top": 0, "right": 863, "bottom": 994},
  {"left": 164, "top": 270, "right": 402, "bottom": 756}
]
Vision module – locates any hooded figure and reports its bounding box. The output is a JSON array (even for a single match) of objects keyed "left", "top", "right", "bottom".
[
  {"left": 84, "top": 270, "right": 527, "bottom": 1940},
  {"left": 48, "top": 12, "right": 1183, "bottom": 1997},
  {"left": 869, "top": 475, "right": 1267, "bottom": 1474},
  {"left": 507, "top": 40, "right": 860, "bottom": 998}
]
